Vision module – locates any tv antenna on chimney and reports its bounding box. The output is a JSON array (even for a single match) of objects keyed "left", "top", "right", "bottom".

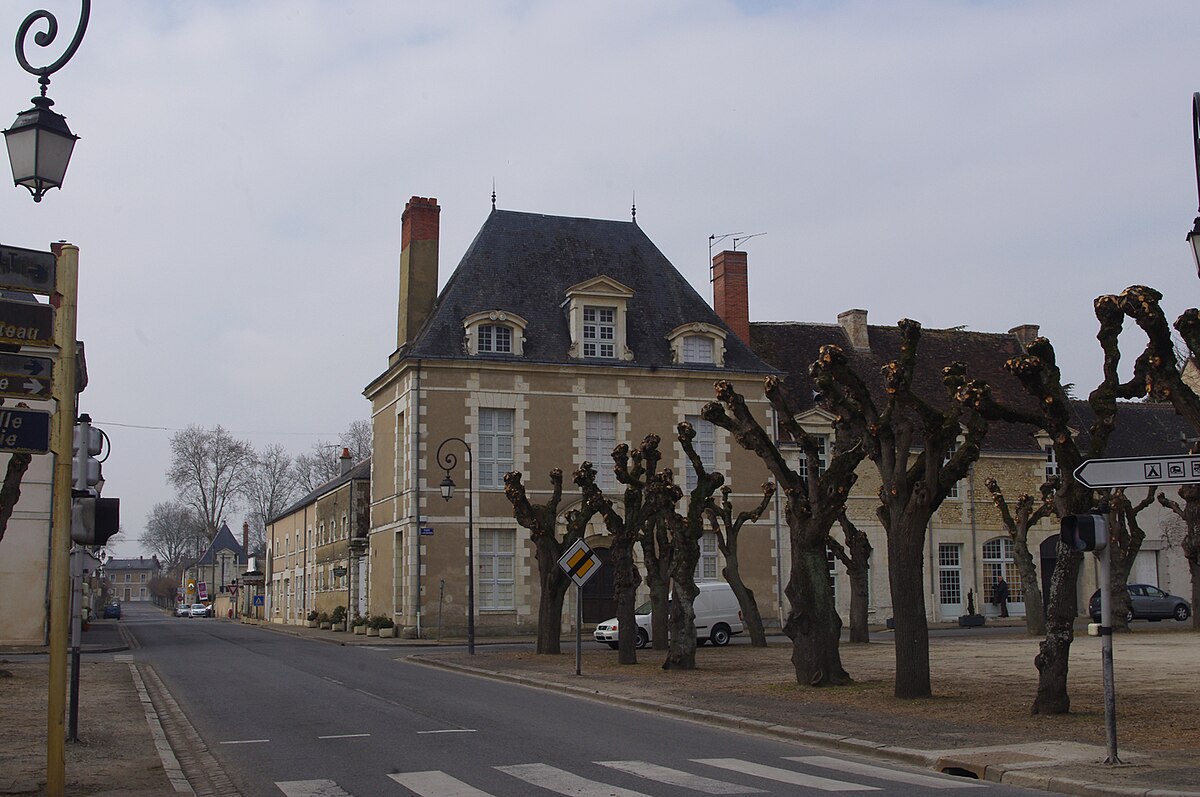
[
  {"left": 733, "top": 232, "right": 766, "bottom": 250},
  {"left": 709, "top": 232, "right": 742, "bottom": 282}
]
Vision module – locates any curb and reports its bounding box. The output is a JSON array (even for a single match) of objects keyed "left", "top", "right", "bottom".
[{"left": 406, "top": 655, "right": 1200, "bottom": 797}]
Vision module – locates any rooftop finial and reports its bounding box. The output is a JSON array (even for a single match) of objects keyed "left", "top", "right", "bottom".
[
  {"left": 491, "top": 178, "right": 496, "bottom": 210},
  {"left": 631, "top": 190, "right": 636, "bottom": 223}
]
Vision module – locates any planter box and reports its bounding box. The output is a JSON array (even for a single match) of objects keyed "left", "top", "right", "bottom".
[
  {"left": 378, "top": 626, "right": 394, "bottom": 638},
  {"left": 306, "top": 620, "right": 318, "bottom": 628},
  {"left": 958, "top": 614, "right": 986, "bottom": 627},
  {"left": 353, "top": 625, "right": 366, "bottom": 635},
  {"left": 366, "top": 627, "right": 379, "bottom": 637},
  {"left": 331, "top": 623, "right": 345, "bottom": 632},
  {"left": 319, "top": 622, "right": 332, "bottom": 630}
]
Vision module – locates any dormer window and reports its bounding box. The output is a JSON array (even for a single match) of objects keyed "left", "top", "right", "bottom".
[
  {"left": 464, "top": 310, "right": 528, "bottom": 356},
  {"left": 667, "top": 322, "right": 727, "bottom": 367},
  {"left": 583, "top": 306, "right": 616, "bottom": 358}
]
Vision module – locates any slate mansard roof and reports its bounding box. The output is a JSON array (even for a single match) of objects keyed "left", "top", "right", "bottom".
[
  {"left": 402, "top": 209, "right": 774, "bottom": 374},
  {"left": 196, "top": 522, "right": 245, "bottom": 566}
]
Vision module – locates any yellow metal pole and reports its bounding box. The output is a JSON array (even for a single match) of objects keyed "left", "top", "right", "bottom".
[{"left": 47, "top": 243, "right": 79, "bottom": 797}]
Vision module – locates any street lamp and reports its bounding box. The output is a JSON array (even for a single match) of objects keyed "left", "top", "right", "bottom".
[
  {"left": 4, "top": 2, "right": 89, "bottom": 202},
  {"left": 436, "top": 437, "right": 474, "bottom": 655},
  {"left": 1189, "top": 93, "right": 1200, "bottom": 277}
]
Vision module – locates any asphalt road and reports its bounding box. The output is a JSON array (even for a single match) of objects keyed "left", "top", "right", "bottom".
[{"left": 122, "top": 603, "right": 1047, "bottom": 797}]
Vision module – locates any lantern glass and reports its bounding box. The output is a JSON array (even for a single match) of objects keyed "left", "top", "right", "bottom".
[
  {"left": 440, "top": 475, "right": 455, "bottom": 501},
  {"left": 3, "top": 103, "right": 78, "bottom": 200}
]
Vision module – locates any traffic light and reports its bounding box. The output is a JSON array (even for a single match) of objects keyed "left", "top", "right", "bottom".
[
  {"left": 71, "top": 496, "right": 119, "bottom": 546},
  {"left": 1060, "top": 513, "right": 1108, "bottom": 552},
  {"left": 72, "top": 413, "right": 103, "bottom": 491}
]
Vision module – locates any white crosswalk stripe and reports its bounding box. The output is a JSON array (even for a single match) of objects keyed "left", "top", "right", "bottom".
[
  {"left": 276, "top": 779, "right": 354, "bottom": 797},
  {"left": 495, "top": 762, "right": 653, "bottom": 796},
  {"left": 388, "top": 770, "right": 492, "bottom": 796},
  {"left": 787, "top": 756, "right": 986, "bottom": 789},
  {"left": 693, "top": 758, "right": 880, "bottom": 791},
  {"left": 597, "top": 760, "right": 764, "bottom": 793}
]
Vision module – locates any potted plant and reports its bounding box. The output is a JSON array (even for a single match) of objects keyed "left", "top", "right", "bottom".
[
  {"left": 318, "top": 611, "right": 332, "bottom": 630},
  {"left": 330, "top": 605, "right": 347, "bottom": 632},
  {"left": 366, "top": 615, "right": 381, "bottom": 637},
  {"left": 351, "top": 613, "right": 367, "bottom": 635},
  {"left": 376, "top": 616, "right": 395, "bottom": 639},
  {"left": 958, "top": 588, "right": 986, "bottom": 627},
  {"left": 306, "top": 609, "right": 320, "bottom": 629}
]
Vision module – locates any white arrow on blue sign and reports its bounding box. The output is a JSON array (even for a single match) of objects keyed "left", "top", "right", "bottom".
[{"left": 1074, "top": 455, "right": 1200, "bottom": 489}]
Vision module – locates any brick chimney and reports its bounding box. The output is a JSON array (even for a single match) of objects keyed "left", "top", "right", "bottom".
[
  {"left": 339, "top": 447, "right": 353, "bottom": 476},
  {"left": 242, "top": 521, "right": 249, "bottom": 557},
  {"left": 1008, "top": 324, "right": 1040, "bottom": 349},
  {"left": 397, "top": 196, "right": 440, "bottom": 349},
  {"left": 712, "top": 250, "right": 750, "bottom": 344},
  {"left": 837, "top": 309, "right": 870, "bottom": 351}
]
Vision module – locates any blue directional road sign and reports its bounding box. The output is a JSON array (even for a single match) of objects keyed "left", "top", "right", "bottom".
[
  {"left": 0, "top": 352, "right": 52, "bottom": 399},
  {"left": 0, "top": 407, "right": 51, "bottom": 454}
]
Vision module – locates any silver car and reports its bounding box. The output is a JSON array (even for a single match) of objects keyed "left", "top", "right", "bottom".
[{"left": 1089, "top": 584, "right": 1191, "bottom": 623}]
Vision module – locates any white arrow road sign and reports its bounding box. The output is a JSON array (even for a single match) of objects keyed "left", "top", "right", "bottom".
[{"left": 1074, "top": 455, "right": 1200, "bottom": 489}]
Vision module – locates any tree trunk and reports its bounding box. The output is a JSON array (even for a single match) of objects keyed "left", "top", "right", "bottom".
[
  {"left": 534, "top": 558, "right": 569, "bottom": 654},
  {"left": 847, "top": 562, "right": 870, "bottom": 644},
  {"left": 723, "top": 559, "right": 767, "bottom": 647},
  {"left": 640, "top": 520, "right": 672, "bottom": 650},
  {"left": 784, "top": 546, "right": 850, "bottom": 685},
  {"left": 889, "top": 530, "right": 931, "bottom": 699},
  {"left": 1191, "top": 557, "right": 1200, "bottom": 632},
  {"left": 1011, "top": 537, "right": 1046, "bottom": 636},
  {"left": 1032, "top": 542, "right": 1081, "bottom": 714},
  {"left": 612, "top": 531, "right": 642, "bottom": 665},
  {"left": 663, "top": 575, "right": 699, "bottom": 670}
]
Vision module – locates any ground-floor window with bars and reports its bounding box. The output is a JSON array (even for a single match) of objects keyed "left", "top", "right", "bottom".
[{"left": 938, "top": 543, "right": 962, "bottom": 606}]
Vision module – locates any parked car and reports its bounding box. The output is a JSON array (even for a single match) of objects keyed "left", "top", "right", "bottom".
[
  {"left": 1089, "top": 584, "right": 1191, "bottom": 623},
  {"left": 594, "top": 581, "right": 744, "bottom": 649},
  {"left": 175, "top": 602, "right": 190, "bottom": 617},
  {"left": 189, "top": 603, "right": 209, "bottom": 618},
  {"left": 102, "top": 602, "right": 121, "bottom": 619}
]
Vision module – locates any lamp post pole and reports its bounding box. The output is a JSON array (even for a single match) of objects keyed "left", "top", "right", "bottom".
[
  {"left": 436, "top": 437, "right": 474, "bottom": 655},
  {"left": 1188, "top": 92, "right": 1200, "bottom": 278}
]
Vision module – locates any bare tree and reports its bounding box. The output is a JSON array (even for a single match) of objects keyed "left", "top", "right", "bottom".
[
  {"left": 704, "top": 377, "right": 866, "bottom": 687},
  {"left": 167, "top": 425, "right": 254, "bottom": 541},
  {"left": 828, "top": 512, "right": 872, "bottom": 643},
  {"left": 1107, "top": 487, "right": 1158, "bottom": 630},
  {"left": 813, "top": 325, "right": 987, "bottom": 698},
  {"left": 242, "top": 443, "right": 299, "bottom": 556},
  {"left": 1157, "top": 484, "right": 1200, "bottom": 629},
  {"left": 140, "top": 501, "right": 205, "bottom": 574},
  {"left": 984, "top": 476, "right": 1055, "bottom": 636},
  {"left": 294, "top": 420, "right": 372, "bottom": 493},
  {"left": 706, "top": 482, "right": 776, "bottom": 647},
  {"left": 340, "top": 419, "right": 372, "bottom": 461},
  {"left": 503, "top": 468, "right": 598, "bottom": 654}
]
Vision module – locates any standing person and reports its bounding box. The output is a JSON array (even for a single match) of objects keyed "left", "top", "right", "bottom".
[{"left": 995, "top": 576, "right": 1010, "bottom": 618}]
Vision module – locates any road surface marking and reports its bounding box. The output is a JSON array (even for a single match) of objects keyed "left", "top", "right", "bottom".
[
  {"left": 317, "top": 733, "right": 371, "bottom": 740},
  {"left": 416, "top": 729, "right": 477, "bottom": 734},
  {"left": 275, "top": 780, "right": 353, "bottom": 797},
  {"left": 597, "top": 760, "right": 764, "bottom": 793},
  {"left": 322, "top": 676, "right": 344, "bottom": 685},
  {"left": 388, "top": 771, "right": 492, "bottom": 796},
  {"left": 114, "top": 654, "right": 134, "bottom": 662},
  {"left": 496, "top": 763, "right": 652, "bottom": 796},
  {"left": 787, "top": 756, "right": 986, "bottom": 788},
  {"left": 693, "top": 759, "right": 878, "bottom": 791},
  {"left": 219, "top": 739, "right": 270, "bottom": 745}
]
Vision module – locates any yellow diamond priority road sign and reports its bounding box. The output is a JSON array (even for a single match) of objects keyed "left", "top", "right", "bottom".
[{"left": 557, "top": 538, "right": 602, "bottom": 587}]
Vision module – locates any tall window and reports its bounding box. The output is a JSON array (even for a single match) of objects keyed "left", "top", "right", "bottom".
[
  {"left": 943, "top": 440, "right": 961, "bottom": 499},
  {"left": 583, "top": 306, "right": 616, "bottom": 358},
  {"left": 938, "top": 543, "right": 962, "bottom": 607},
  {"left": 478, "top": 408, "right": 515, "bottom": 489},
  {"left": 684, "top": 416, "right": 716, "bottom": 491},
  {"left": 796, "top": 435, "right": 828, "bottom": 483},
  {"left": 479, "top": 529, "right": 515, "bottom": 610},
  {"left": 983, "top": 537, "right": 1022, "bottom": 603},
  {"left": 682, "top": 335, "right": 714, "bottom": 364},
  {"left": 586, "top": 412, "right": 617, "bottom": 488},
  {"left": 827, "top": 546, "right": 837, "bottom": 599},
  {"left": 694, "top": 532, "right": 719, "bottom": 580},
  {"left": 1045, "top": 445, "right": 1059, "bottom": 480},
  {"left": 478, "top": 324, "right": 512, "bottom": 353}
]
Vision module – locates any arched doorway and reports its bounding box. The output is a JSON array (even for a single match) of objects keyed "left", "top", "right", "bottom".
[
  {"left": 982, "top": 537, "right": 1024, "bottom": 616},
  {"left": 580, "top": 546, "right": 616, "bottom": 624}
]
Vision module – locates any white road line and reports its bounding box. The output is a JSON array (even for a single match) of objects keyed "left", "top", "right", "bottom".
[
  {"left": 415, "top": 729, "right": 477, "bottom": 734},
  {"left": 317, "top": 733, "right": 371, "bottom": 740},
  {"left": 322, "top": 676, "right": 344, "bottom": 685},
  {"left": 388, "top": 771, "right": 493, "bottom": 796},
  {"left": 597, "top": 760, "right": 764, "bottom": 794},
  {"left": 219, "top": 739, "right": 270, "bottom": 745},
  {"left": 786, "top": 756, "right": 987, "bottom": 789},
  {"left": 275, "top": 779, "right": 354, "bottom": 797},
  {"left": 693, "top": 759, "right": 879, "bottom": 791},
  {"left": 496, "top": 763, "right": 652, "bottom": 797}
]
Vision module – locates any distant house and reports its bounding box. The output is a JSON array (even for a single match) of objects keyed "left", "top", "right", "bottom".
[
  {"left": 106, "top": 556, "right": 161, "bottom": 603},
  {"left": 189, "top": 522, "right": 246, "bottom": 602}
]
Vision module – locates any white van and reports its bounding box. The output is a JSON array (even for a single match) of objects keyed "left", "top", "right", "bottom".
[{"left": 593, "top": 581, "right": 744, "bottom": 649}]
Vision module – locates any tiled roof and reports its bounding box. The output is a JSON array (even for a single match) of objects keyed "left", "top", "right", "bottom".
[
  {"left": 1069, "top": 400, "right": 1195, "bottom": 457},
  {"left": 400, "top": 209, "right": 774, "bottom": 374},
  {"left": 196, "top": 522, "right": 245, "bottom": 566},
  {"left": 269, "top": 460, "right": 370, "bottom": 525},
  {"left": 106, "top": 557, "right": 159, "bottom": 571}
]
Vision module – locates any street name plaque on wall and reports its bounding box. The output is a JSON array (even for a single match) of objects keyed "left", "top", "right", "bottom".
[
  {"left": 0, "top": 298, "right": 55, "bottom": 346},
  {"left": 0, "top": 407, "right": 51, "bottom": 454},
  {"left": 0, "top": 244, "right": 56, "bottom": 294}
]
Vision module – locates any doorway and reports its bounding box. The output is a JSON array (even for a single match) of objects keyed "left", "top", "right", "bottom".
[{"left": 580, "top": 547, "right": 616, "bottom": 624}]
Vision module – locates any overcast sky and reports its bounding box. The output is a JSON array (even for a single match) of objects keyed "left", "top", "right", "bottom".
[{"left": 3, "top": 1, "right": 1199, "bottom": 559}]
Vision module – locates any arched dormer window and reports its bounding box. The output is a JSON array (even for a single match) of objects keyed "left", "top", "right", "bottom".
[
  {"left": 464, "top": 310, "right": 529, "bottom": 356},
  {"left": 666, "top": 322, "right": 727, "bottom": 367}
]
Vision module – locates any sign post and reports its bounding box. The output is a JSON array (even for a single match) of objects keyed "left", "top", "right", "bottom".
[{"left": 557, "top": 539, "right": 602, "bottom": 676}]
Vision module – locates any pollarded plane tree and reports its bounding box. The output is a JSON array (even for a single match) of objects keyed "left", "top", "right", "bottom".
[
  {"left": 828, "top": 512, "right": 872, "bottom": 643},
  {"left": 1118, "top": 285, "right": 1200, "bottom": 631},
  {"left": 973, "top": 293, "right": 1151, "bottom": 714},
  {"left": 503, "top": 468, "right": 599, "bottom": 654},
  {"left": 1107, "top": 487, "right": 1159, "bottom": 630},
  {"left": 984, "top": 476, "right": 1055, "bottom": 637},
  {"left": 705, "top": 482, "right": 776, "bottom": 647},
  {"left": 812, "top": 322, "right": 988, "bottom": 699},
  {"left": 639, "top": 509, "right": 673, "bottom": 650},
  {"left": 703, "top": 377, "right": 866, "bottom": 687}
]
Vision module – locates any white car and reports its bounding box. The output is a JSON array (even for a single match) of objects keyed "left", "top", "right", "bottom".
[
  {"left": 594, "top": 581, "right": 744, "bottom": 649},
  {"left": 188, "top": 603, "right": 209, "bottom": 618},
  {"left": 175, "top": 603, "right": 190, "bottom": 617}
]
